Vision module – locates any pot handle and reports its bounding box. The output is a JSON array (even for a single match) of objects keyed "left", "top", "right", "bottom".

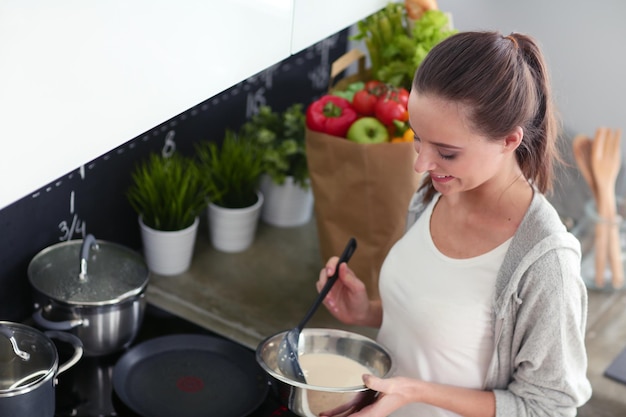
[
  {"left": 44, "top": 330, "right": 84, "bottom": 377},
  {"left": 32, "top": 308, "right": 86, "bottom": 330},
  {"left": 0, "top": 324, "right": 31, "bottom": 360},
  {"left": 79, "top": 233, "right": 99, "bottom": 281}
]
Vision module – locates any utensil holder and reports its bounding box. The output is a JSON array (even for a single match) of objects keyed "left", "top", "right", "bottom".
[{"left": 574, "top": 199, "right": 626, "bottom": 290}]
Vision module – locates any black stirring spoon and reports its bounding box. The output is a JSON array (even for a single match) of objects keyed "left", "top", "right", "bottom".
[{"left": 277, "top": 237, "right": 357, "bottom": 383}]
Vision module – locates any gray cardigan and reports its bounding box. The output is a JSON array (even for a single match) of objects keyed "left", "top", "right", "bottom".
[{"left": 406, "top": 188, "right": 592, "bottom": 417}]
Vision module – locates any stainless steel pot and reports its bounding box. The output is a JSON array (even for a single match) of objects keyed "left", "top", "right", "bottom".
[
  {"left": 0, "top": 321, "right": 83, "bottom": 417},
  {"left": 256, "top": 328, "right": 393, "bottom": 417},
  {"left": 28, "top": 234, "right": 150, "bottom": 356}
]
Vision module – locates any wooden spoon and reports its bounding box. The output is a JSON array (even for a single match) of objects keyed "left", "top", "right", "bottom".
[
  {"left": 606, "top": 129, "right": 623, "bottom": 288},
  {"left": 591, "top": 128, "right": 609, "bottom": 287},
  {"left": 573, "top": 133, "right": 605, "bottom": 287},
  {"left": 591, "top": 127, "right": 623, "bottom": 288},
  {"left": 572, "top": 134, "right": 598, "bottom": 201}
]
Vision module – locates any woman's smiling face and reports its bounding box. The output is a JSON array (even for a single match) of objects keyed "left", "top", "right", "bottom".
[{"left": 408, "top": 90, "right": 516, "bottom": 195}]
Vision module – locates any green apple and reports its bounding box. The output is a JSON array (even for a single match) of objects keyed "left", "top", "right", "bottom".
[{"left": 346, "top": 117, "right": 389, "bottom": 144}]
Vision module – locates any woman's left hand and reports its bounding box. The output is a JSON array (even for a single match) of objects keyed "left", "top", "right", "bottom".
[{"left": 349, "top": 375, "right": 497, "bottom": 417}]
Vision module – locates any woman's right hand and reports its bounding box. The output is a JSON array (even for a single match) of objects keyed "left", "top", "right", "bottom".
[{"left": 316, "top": 257, "right": 382, "bottom": 327}]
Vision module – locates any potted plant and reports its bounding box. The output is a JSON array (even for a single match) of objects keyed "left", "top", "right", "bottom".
[
  {"left": 127, "top": 152, "right": 206, "bottom": 275},
  {"left": 196, "top": 129, "right": 265, "bottom": 253},
  {"left": 240, "top": 103, "right": 313, "bottom": 227}
]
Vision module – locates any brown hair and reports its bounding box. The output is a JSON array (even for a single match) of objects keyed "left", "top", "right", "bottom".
[{"left": 412, "top": 31, "right": 561, "bottom": 202}]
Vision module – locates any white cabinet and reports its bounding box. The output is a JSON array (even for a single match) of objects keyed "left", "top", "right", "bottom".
[
  {"left": 0, "top": 0, "right": 294, "bottom": 210},
  {"left": 0, "top": 0, "right": 388, "bottom": 210},
  {"left": 291, "top": 0, "right": 393, "bottom": 53}
]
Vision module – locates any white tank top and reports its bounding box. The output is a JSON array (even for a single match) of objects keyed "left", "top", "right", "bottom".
[{"left": 377, "top": 194, "right": 510, "bottom": 417}]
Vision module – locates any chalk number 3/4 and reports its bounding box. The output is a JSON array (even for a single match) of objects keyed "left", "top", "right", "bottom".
[{"left": 58, "top": 190, "right": 86, "bottom": 241}]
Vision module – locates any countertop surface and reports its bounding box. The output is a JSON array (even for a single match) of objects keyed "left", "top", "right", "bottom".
[
  {"left": 146, "top": 217, "right": 376, "bottom": 351},
  {"left": 579, "top": 289, "right": 626, "bottom": 416},
  {"left": 146, "top": 215, "right": 626, "bottom": 416}
]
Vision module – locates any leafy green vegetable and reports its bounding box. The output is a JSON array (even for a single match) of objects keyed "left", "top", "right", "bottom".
[
  {"left": 331, "top": 81, "right": 365, "bottom": 101},
  {"left": 352, "top": 4, "right": 457, "bottom": 90}
]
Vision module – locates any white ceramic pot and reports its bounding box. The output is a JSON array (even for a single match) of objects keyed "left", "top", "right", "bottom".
[
  {"left": 207, "top": 192, "right": 263, "bottom": 253},
  {"left": 259, "top": 175, "right": 313, "bottom": 227},
  {"left": 139, "top": 216, "right": 199, "bottom": 276}
]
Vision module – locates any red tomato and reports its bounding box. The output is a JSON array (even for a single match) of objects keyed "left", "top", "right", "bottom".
[
  {"left": 387, "top": 87, "right": 409, "bottom": 108},
  {"left": 375, "top": 98, "right": 409, "bottom": 126},
  {"left": 365, "top": 80, "right": 387, "bottom": 97},
  {"left": 352, "top": 89, "right": 378, "bottom": 116},
  {"left": 365, "top": 80, "right": 383, "bottom": 89}
]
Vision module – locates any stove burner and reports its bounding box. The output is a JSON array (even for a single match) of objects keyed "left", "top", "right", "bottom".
[{"left": 53, "top": 305, "right": 296, "bottom": 417}]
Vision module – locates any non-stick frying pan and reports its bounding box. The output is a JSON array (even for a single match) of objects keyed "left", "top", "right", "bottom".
[{"left": 112, "top": 334, "right": 269, "bottom": 417}]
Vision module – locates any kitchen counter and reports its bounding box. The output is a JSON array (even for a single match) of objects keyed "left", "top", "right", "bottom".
[
  {"left": 146, "top": 217, "right": 376, "bottom": 351},
  {"left": 578, "top": 289, "right": 626, "bottom": 416},
  {"left": 146, "top": 216, "right": 626, "bottom": 415}
]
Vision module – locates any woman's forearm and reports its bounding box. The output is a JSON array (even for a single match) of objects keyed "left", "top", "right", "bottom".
[
  {"left": 417, "top": 381, "right": 496, "bottom": 417},
  {"left": 361, "top": 298, "right": 383, "bottom": 327}
]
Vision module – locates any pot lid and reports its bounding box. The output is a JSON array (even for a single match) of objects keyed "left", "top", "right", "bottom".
[
  {"left": 0, "top": 322, "right": 56, "bottom": 393},
  {"left": 28, "top": 235, "right": 149, "bottom": 305}
]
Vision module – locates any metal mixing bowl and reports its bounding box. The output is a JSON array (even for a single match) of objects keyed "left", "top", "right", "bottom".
[{"left": 256, "top": 328, "right": 393, "bottom": 417}]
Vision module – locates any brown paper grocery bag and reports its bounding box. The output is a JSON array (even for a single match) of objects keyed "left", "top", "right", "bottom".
[
  {"left": 328, "top": 48, "right": 371, "bottom": 93},
  {"left": 305, "top": 129, "right": 421, "bottom": 299}
]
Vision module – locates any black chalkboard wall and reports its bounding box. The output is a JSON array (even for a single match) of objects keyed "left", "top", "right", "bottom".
[{"left": 0, "top": 32, "right": 349, "bottom": 322}]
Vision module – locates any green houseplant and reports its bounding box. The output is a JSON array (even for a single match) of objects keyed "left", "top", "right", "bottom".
[
  {"left": 127, "top": 152, "right": 206, "bottom": 231},
  {"left": 240, "top": 104, "right": 314, "bottom": 227},
  {"left": 240, "top": 103, "right": 308, "bottom": 188},
  {"left": 127, "top": 152, "right": 206, "bottom": 275},
  {"left": 196, "top": 130, "right": 265, "bottom": 252},
  {"left": 196, "top": 129, "right": 265, "bottom": 208}
]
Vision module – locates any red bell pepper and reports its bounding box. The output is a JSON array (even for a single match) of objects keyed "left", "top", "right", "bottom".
[{"left": 306, "top": 95, "right": 358, "bottom": 138}]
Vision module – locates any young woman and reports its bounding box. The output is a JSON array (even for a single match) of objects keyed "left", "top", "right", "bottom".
[{"left": 316, "top": 31, "right": 592, "bottom": 417}]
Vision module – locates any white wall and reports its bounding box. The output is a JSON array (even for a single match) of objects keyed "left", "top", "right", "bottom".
[
  {"left": 0, "top": 0, "right": 294, "bottom": 211},
  {"left": 0, "top": 0, "right": 396, "bottom": 212},
  {"left": 438, "top": 0, "right": 625, "bottom": 139}
]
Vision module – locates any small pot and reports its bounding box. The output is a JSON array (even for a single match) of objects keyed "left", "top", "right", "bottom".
[
  {"left": 256, "top": 328, "right": 393, "bottom": 417},
  {"left": 0, "top": 321, "right": 83, "bottom": 417},
  {"left": 28, "top": 234, "right": 150, "bottom": 356}
]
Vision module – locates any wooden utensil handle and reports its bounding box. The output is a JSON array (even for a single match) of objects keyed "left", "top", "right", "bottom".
[
  {"left": 608, "top": 219, "right": 624, "bottom": 288},
  {"left": 595, "top": 222, "right": 609, "bottom": 288}
]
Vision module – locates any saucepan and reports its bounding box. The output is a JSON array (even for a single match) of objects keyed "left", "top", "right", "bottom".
[
  {"left": 28, "top": 234, "right": 150, "bottom": 356},
  {"left": 0, "top": 321, "right": 83, "bottom": 417},
  {"left": 256, "top": 328, "right": 393, "bottom": 417}
]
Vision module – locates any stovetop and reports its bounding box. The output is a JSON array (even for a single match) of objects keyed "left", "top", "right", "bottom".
[{"left": 52, "top": 304, "right": 296, "bottom": 417}]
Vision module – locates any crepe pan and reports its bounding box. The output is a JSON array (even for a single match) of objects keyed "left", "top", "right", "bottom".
[{"left": 112, "top": 334, "right": 269, "bottom": 417}]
